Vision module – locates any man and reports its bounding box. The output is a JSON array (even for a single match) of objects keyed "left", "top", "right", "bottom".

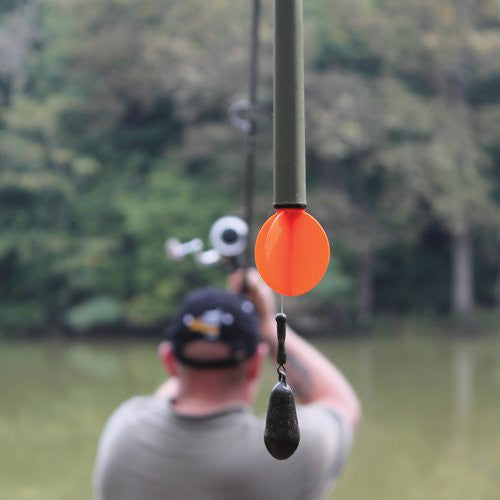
[{"left": 94, "top": 269, "right": 361, "bottom": 500}]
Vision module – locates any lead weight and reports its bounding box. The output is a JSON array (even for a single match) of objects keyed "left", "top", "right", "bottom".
[{"left": 264, "top": 379, "right": 300, "bottom": 460}]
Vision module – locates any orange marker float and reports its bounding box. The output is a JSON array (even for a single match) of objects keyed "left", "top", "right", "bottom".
[{"left": 255, "top": 209, "right": 329, "bottom": 296}]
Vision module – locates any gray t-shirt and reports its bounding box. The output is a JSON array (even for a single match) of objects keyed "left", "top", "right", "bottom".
[{"left": 93, "top": 396, "right": 353, "bottom": 500}]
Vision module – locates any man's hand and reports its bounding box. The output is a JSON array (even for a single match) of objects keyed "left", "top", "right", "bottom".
[{"left": 227, "top": 268, "right": 277, "bottom": 345}]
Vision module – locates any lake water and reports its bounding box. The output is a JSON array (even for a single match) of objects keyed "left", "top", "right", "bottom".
[{"left": 1, "top": 336, "right": 499, "bottom": 500}]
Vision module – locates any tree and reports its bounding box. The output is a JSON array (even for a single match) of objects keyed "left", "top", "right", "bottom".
[
  {"left": 309, "top": 0, "right": 500, "bottom": 317},
  {"left": 379, "top": 0, "right": 500, "bottom": 315},
  {"left": 0, "top": 2, "right": 40, "bottom": 100}
]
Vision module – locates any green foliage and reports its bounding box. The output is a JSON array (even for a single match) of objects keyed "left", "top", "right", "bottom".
[
  {"left": 1, "top": 0, "right": 499, "bottom": 334},
  {"left": 116, "top": 164, "right": 229, "bottom": 326},
  {"left": 64, "top": 295, "right": 122, "bottom": 332},
  {"left": 308, "top": 260, "right": 357, "bottom": 316},
  {"left": 0, "top": 301, "right": 48, "bottom": 333}
]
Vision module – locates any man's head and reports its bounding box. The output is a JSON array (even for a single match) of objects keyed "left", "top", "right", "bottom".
[
  {"left": 158, "top": 286, "right": 267, "bottom": 406},
  {"left": 169, "top": 286, "right": 261, "bottom": 368}
]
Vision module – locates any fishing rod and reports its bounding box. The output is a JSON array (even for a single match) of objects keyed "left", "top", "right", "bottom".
[
  {"left": 229, "top": 0, "right": 261, "bottom": 268},
  {"left": 165, "top": 1, "right": 261, "bottom": 270},
  {"left": 243, "top": 0, "right": 261, "bottom": 266}
]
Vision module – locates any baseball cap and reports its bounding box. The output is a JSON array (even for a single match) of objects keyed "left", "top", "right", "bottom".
[{"left": 169, "top": 286, "right": 260, "bottom": 368}]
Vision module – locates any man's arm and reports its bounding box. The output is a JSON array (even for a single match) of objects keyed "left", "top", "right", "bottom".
[{"left": 229, "top": 269, "right": 362, "bottom": 428}]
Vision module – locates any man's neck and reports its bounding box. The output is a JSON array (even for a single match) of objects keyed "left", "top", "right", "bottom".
[{"left": 171, "top": 394, "right": 250, "bottom": 416}]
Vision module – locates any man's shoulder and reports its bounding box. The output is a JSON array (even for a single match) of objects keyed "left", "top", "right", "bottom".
[
  {"left": 298, "top": 403, "right": 352, "bottom": 431},
  {"left": 115, "top": 394, "right": 161, "bottom": 413},
  {"left": 103, "top": 395, "right": 168, "bottom": 436},
  {"left": 295, "top": 403, "right": 354, "bottom": 477},
  {"left": 298, "top": 403, "right": 354, "bottom": 445},
  {"left": 109, "top": 394, "right": 159, "bottom": 418}
]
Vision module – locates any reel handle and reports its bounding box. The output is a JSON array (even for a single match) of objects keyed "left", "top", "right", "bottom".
[{"left": 165, "top": 238, "right": 203, "bottom": 261}]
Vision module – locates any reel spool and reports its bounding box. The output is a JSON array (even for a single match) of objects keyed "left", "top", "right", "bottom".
[{"left": 209, "top": 215, "right": 248, "bottom": 258}]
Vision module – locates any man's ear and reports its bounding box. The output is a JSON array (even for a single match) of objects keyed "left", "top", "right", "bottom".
[
  {"left": 247, "top": 342, "right": 269, "bottom": 380},
  {"left": 157, "top": 341, "right": 177, "bottom": 376}
]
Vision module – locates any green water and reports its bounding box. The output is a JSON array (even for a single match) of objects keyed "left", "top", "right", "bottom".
[{"left": 1, "top": 336, "right": 499, "bottom": 500}]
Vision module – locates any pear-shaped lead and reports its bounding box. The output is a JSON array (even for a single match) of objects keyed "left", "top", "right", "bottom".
[{"left": 264, "top": 380, "right": 300, "bottom": 460}]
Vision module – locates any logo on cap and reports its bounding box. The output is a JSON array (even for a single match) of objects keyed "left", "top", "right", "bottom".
[{"left": 183, "top": 309, "right": 235, "bottom": 340}]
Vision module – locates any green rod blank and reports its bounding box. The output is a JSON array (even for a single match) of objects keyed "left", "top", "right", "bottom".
[{"left": 273, "top": 0, "right": 306, "bottom": 208}]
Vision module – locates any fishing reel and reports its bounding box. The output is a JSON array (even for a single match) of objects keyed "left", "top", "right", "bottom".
[{"left": 165, "top": 215, "right": 248, "bottom": 268}]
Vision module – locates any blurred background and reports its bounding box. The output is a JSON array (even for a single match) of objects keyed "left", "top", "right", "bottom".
[{"left": 1, "top": 0, "right": 499, "bottom": 499}]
